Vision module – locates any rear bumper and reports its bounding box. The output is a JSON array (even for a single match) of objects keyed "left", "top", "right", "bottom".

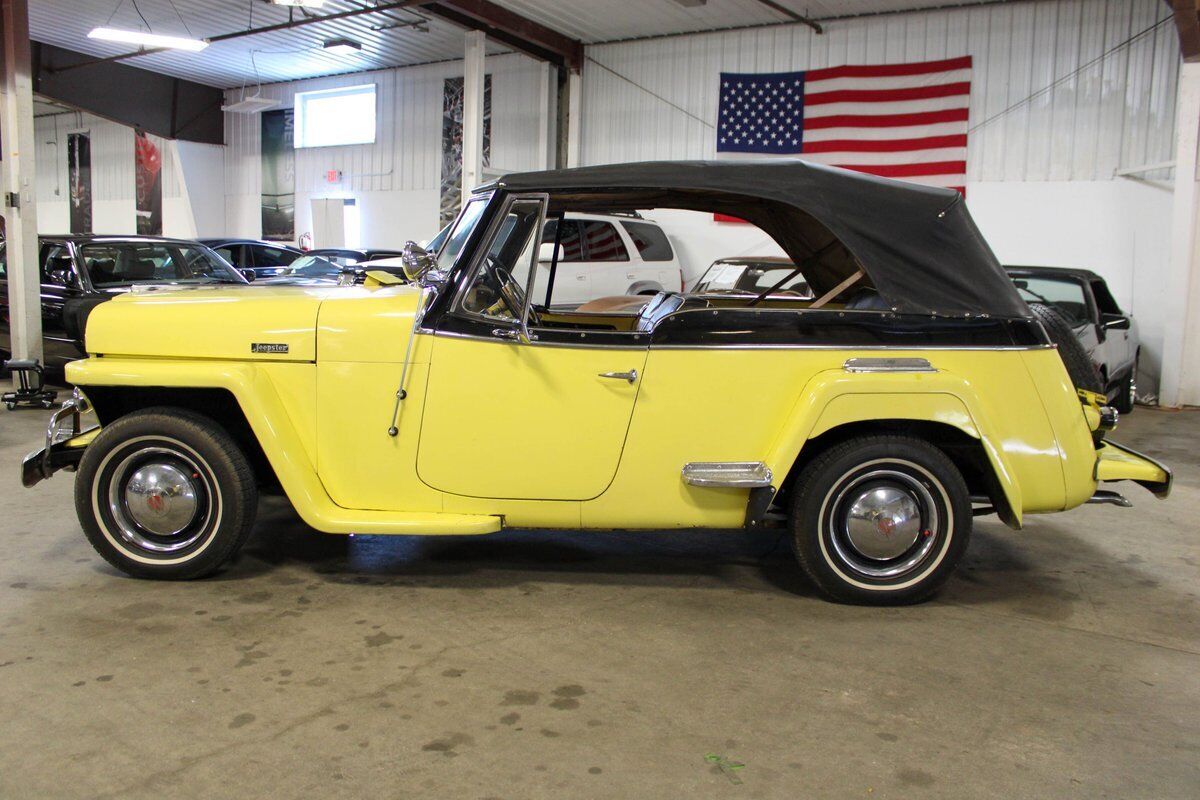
[{"left": 1094, "top": 440, "right": 1172, "bottom": 498}]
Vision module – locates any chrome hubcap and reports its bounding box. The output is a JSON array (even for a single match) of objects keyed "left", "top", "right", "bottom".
[
  {"left": 107, "top": 447, "right": 210, "bottom": 554},
  {"left": 828, "top": 468, "right": 941, "bottom": 579},
  {"left": 124, "top": 462, "right": 199, "bottom": 536},
  {"left": 845, "top": 486, "right": 922, "bottom": 560}
]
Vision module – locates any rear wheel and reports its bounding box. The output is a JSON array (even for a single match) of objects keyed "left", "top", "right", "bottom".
[
  {"left": 74, "top": 407, "right": 258, "bottom": 579},
  {"left": 791, "top": 436, "right": 971, "bottom": 604}
]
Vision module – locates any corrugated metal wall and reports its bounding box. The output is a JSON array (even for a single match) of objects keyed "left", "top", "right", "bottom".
[
  {"left": 222, "top": 52, "right": 550, "bottom": 203},
  {"left": 581, "top": 0, "right": 1181, "bottom": 181},
  {"left": 35, "top": 111, "right": 182, "bottom": 205}
]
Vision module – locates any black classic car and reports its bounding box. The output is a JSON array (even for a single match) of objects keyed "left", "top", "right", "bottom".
[
  {"left": 1007, "top": 266, "right": 1139, "bottom": 412},
  {"left": 0, "top": 235, "right": 247, "bottom": 367},
  {"left": 198, "top": 238, "right": 303, "bottom": 280}
]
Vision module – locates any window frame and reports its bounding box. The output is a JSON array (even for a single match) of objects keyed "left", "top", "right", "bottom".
[
  {"left": 451, "top": 192, "right": 549, "bottom": 335},
  {"left": 294, "top": 83, "right": 377, "bottom": 149}
]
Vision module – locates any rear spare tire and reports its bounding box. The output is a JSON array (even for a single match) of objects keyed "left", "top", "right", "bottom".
[{"left": 1028, "top": 301, "right": 1103, "bottom": 393}]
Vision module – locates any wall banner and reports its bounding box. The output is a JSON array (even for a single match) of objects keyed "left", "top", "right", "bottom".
[
  {"left": 261, "top": 109, "right": 296, "bottom": 242},
  {"left": 68, "top": 132, "right": 92, "bottom": 234},
  {"left": 134, "top": 130, "right": 163, "bottom": 235},
  {"left": 439, "top": 75, "right": 492, "bottom": 228}
]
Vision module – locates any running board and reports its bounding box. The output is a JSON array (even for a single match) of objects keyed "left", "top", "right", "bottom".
[
  {"left": 1087, "top": 490, "right": 1132, "bottom": 508},
  {"left": 681, "top": 461, "right": 773, "bottom": 488}
]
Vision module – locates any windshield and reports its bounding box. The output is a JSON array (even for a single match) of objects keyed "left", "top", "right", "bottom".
[
  {"left": 1013, "top": 276, "right": 1089, "bottom": 324},
  {"left": 425, "top": 223, "right": 451, "bottom": 255},
  {"left": 281, "top": 254, "right": 342, "bottom": 278},
  {"left": 80, "top": 242, "right": 245, "bottom": 287},
  {"left": 435, "top": 197, "right": 489, "bottom": 274},
  {"left": 693, "top": 261, "right": 813, "bottom": 298}
]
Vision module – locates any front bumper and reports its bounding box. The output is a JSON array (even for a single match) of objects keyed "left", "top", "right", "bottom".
[
  {"left": 20, "top": 390, "right": 99, "bottom": 488},
  {"left": 1094, "top": 440, "right": 1172, "bottom": 499}
]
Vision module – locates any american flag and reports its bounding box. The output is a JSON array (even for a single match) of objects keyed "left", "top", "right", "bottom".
[{"left": 716, "top": 56, "right": 972, "bottom": 193}]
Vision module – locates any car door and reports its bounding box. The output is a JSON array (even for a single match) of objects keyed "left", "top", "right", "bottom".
[
  {"left": 38, "top": 243, "right": 86, "bottom": 364},
  {"left": 418, "top": 195, "right": 648, "bottom": 501},
  {"left": 1090, "top": 279, "right": 1133, "bottom": 378}
]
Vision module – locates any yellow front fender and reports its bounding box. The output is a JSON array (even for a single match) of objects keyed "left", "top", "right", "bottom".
[{"left": 65, "top": 358, "right": 499, "bottom": 536}]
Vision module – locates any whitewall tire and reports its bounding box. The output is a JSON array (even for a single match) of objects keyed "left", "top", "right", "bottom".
[
  {"left": 790, "top": 435, "right": 971, "bottom": 604},
  {"left": 74, "top": 408, "right": 258, "bottom": 580}
]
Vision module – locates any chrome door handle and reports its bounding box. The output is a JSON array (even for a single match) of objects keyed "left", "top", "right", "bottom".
[{"left": 599, "top": 369, "right": 638, "bottom": 384}]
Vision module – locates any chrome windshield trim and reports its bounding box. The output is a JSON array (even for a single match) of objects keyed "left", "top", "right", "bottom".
[
  {"left": 428, "top": 328, "right": 649, "bottom": 350},
  {"left": 651, "top": 343, "right": 1055, "bottom": 351}
]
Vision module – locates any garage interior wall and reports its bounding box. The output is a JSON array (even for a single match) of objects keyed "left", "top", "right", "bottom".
[
  {"left": 222, "top": 52, "right": 551, "bottom": 246},
  {"left": 581, "top": 0, "right": 1180, "bottom": 397},
  {"left": 32, "top": 110, "right": 203, "bottom": 238}
]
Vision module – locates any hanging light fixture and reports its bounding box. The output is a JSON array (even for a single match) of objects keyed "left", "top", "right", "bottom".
[
  {"left": 323, "top": 38, "right": 363, "bottom": 56},
  {"left": 87, "top": 27, "right": 208, "bottom": 52}
]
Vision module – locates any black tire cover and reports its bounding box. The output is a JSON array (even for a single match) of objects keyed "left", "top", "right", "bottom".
[{"left": 1028, "top": 302, "right": 1103, "bottom": 393}]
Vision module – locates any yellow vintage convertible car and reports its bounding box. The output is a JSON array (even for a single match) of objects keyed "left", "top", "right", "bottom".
[{"left": 22, "top": 161, "right": 1171, "bottom": 603}]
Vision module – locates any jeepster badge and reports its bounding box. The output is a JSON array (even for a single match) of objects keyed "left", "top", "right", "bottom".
[{"left": 251, "top": 343, "right": 289, "bottom": 354}]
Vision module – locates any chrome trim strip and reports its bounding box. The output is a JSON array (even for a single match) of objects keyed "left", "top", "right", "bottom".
[
  {"left": 1086, "top": 490, "right": 1132, "bottom": 508},
  {"left": 682, "top": 461, "right": 773, "bottom": 488},
  {"left": 844, "top": 357, "right": 936, "bottom": 373},
  {"left": 427, "top": 328, "right": 649, "bottom": 350},
  {"left": 652, "top": 343, "right": 1055, "bottom": 352}
]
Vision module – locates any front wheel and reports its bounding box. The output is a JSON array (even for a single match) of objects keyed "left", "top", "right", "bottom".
[
  {"left": 790, "top": 436, "right": 971, "bottom": 604},
  {"left": 74, "top": 408, "right": 258, "bottom": 579}
]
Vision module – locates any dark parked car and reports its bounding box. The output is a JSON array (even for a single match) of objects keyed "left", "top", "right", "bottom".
[
  {"left": 308, "top": 247, "right": 406, "bottom": 267},
  {"left": 1007, "top": 266, "right": 1139, "bottom": 412},
  {"left": 198, "top": 238, "right": 302, "bottom": 279},
  {"left": 0, "top": 235, "right": 247, "bottom": 366}
]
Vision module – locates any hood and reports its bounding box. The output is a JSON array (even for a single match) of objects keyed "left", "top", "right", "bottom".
[{"left": 84, "top": 285, "right": 339, "bottom": 362}]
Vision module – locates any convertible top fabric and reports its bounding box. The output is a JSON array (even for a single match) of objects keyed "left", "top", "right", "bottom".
[{"left": 492, "top": 160, "right": 1029, "bottom": 318}]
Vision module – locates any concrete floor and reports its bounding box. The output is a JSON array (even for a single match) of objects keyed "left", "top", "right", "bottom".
[{"left": 0, "top": 400, "right": 1196, "bottom": 799}]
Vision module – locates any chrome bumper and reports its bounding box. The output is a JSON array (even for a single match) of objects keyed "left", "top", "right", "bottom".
[{"left": 21, "top": 390, "right": 95, "bottom": 488}]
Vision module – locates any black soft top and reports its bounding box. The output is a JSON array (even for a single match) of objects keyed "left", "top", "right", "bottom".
[{"left": 493, "top": 160, "right": 1029, "bottom": 319}]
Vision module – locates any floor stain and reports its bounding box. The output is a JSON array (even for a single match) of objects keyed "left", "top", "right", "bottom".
[
  {"left": 421, "top": 732, "right": 473, "bottom": 757},
  {"left": 364, "top": 632, "right": 401, "bottom": 648},
  {"left": 229, "top": 712, "right": 256, "bottom": 729},
  {"left": 501, "top": 689, "right": 540, "bottom": 706}
]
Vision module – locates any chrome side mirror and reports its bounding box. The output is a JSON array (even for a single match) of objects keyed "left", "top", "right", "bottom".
[
  {"left": 47, "top": 269, "right": 73, "bottom": 287},
  {"left": 401, "top": 240, "right": 441, "bottom": 285}
]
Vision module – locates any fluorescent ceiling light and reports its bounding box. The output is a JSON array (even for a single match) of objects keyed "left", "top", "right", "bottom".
[
  {"left": 88, "top": 27, "right": 208, "bottom": 52},
  {"left": 272, "top": 0, "right": 327, "bottom": 7},
  {"left": 323, "top": 38, "right": 362, "bottom": 56}
]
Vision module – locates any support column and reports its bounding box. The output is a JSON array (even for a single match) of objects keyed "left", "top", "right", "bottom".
[
  {"left": 1161, "top": 61, "right": 1200, "bottom": 408},
  {"left": 461, "top": 30, "right": 486, "bottom": 207},
  {"left": 0, "top": 0, "right": 41, "bottom": 373},
  {"left": 565, "top": 69, "right": 582, "bottom": 168},
  {"left": 536, "top": 62, "right": 554, "bottom": 170}
]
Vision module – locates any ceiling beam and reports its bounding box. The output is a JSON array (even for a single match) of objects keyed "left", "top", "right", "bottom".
[
  {"left": 1171, "top": 0, "right": 1200, "bottom": 61},
  {"left": 420, "top": 0, "right": 584, "bottom": 71},
  {"left": 752, "top": 0, "right": 822, "bottom": 34}
]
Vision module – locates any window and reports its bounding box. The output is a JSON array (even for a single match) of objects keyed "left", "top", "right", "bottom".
[
  {"left": 80, "top": 243, "right": 243, "bottom": 286},
  {"left": 460, "top": 198, "right": 543, "bottom": 322},
  {"left": 580, "top": 221, "right": 629, "bottom": 262},
  {"left": 294, "top": 84, "right": 376, "bottom": 148},
  {"left": 436, "top": 197, "right": 489, "bottom": 274},
  {"left": 541, "top": 220, "right": 585, "bottom": 262},
  {"left": 212, "top": 245, "right": 243, "bottom": 268},
  {"left": 621, "top": 221, "right": 674, "bottom": 261},
  {"left": 1014, "top": 277, "right": 1089, "bottom": 325},
  {"left": 252, "top": 245, "right": 301, "bottom": 267},
  {"left": 41, "top": 245, "right": 75, "bottom": 286},
  {"left": 0, "top": 243, "right": 7, "bottom": 279}
]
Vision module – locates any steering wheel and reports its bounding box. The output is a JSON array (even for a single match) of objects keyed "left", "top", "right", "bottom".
[{"left": 486, "top": 260, "right": 542, "bottom": 326}]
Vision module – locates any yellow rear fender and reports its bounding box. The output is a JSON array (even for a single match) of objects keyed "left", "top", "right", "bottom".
[
  {"left": 764, "top": 369, "right": 1024, "bottom": 528},
  {"left": 65, "top": 358, "right": 498, "bottom": 536}
]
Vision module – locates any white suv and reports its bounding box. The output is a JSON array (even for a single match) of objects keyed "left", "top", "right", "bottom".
[{"left": 538, "top": 213, "right": 682, "bottom": 306}]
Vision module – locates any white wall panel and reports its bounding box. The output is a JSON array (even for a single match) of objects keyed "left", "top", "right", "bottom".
[
  {"left": 581, "top": 0, "right": 1180, "bottom": 182},
  {"left": 222, "top": 52, "right": 547, "bottom": 242}
]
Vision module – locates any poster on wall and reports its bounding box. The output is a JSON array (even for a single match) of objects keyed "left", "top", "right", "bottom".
[
  {"left": 134, "top": 130, "right": 163, "bottom": 235},
  {"left": 261, "top": 109, "right": 296, "bottom": 242},
  {"left": 439, "top": 75, "right": 492, "bottom": 228},
  {"left": 68, "top": 132, "right": 92, "bottom": 234}
]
